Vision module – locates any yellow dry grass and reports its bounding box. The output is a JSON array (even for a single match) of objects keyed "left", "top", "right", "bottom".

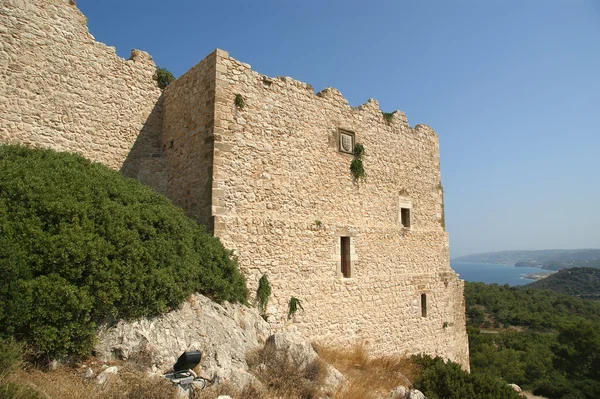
[
  {"left": 8, "top": 363, "right": 177, "bottom": 399},
  {"left": 314, "top": 343, "right": 419, "bottom": 399},
  {"left": 2, "top": 343, "right": 420, "bottom": 399}
]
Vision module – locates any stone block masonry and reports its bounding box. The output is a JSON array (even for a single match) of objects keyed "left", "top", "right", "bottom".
[
  {"left": 0, "top": 0, "right": 469, "bottom": 370},
  {"left": 162, "top": 50, "right": 470, "bottom": 368},
  {"left": 0, "top": 0, "right": 164, "bottom": 193}
]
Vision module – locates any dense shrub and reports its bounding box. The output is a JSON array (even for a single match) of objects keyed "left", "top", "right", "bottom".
[
  {"left": 0, "top": 145, "right": 247, "bottom": 358},
  {"left": 155, "top": 67, "right": 175, "bottom": 89},
  {"left": 412, "top": 355, "right": 521, "bottom": 399}
]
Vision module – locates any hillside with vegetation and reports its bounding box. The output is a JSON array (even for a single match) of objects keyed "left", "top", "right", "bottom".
[
  {"left": 465, "top": 281, "right": 600, "bottom": 399},
  {"left": 0, "top": 145, "right": 522, "bottom": 399},
  {"left": 0, "top": 145, "right": 248, "bottom": 359},
  {"left": 526, "top": 267, "right": 600, "bottom": 299},
  {"left": 453, "top": 249, "right": 600, "bottom": 270}
]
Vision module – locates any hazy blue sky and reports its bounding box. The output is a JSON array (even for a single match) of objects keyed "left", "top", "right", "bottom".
[{"left": 77, "top": 0, "right": 600, "bottom": 257}]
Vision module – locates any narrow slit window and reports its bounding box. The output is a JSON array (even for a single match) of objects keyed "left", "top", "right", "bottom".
[
  {"left": 340, "top": 237, "right": 351, "bottom": 278},
  {"left": 401, "top": 208, "right": 411, "bottom": 228},
  {"left": 421, "top": 294, "right": 427, "bottom": 317}
]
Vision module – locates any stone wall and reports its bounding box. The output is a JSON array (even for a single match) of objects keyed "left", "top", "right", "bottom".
[
  {"left": 160, "top": 52, "right": 217, "bottom": 227},
  {"left": 0, "top": 0, "right": 469, "bottom": 367},
  {"left": 0, "top": 0, "right": 164, "bottom": 192},
  {"left": 204, "top": 50, "right": 469, "bottom": 368}
]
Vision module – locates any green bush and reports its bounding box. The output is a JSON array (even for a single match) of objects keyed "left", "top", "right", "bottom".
[
  {"left": 350, "top": 143, "right": 366, "bottom": 182},
  {"left": 155, "top": 67, "right": 175, "bottom": 89},
  {"left": 256, "top": 275, "right": 271, "bottom": 315},
  {"left": 412, "top": 355, "right": 521, "bottom": 399},
  {"left": 0, "top": 145, "right": 247, "bottom": 359}
]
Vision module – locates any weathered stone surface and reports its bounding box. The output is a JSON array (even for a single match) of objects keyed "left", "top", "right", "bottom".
[
  {"left": 0, "top": 0, "right": 164, "bottom": 192},
  {"left": 408, "top": 389, "right": 426, "bottom": 399},
  {"left": 263, "top": 329, "right": 319, "bottom": 372},
  {"left": 161, "top": 50, "right": 470, "bottom": 369},
  {"left": 510, "top": 383, "right": 522, "bottom": 392},
  {"left": 95, "top": 294, "right": 271, "bottom": 387},
  {"left": 96, "top": 366, "right": 118, "bottom": 384},
  {"left": 390, "top": 385, "right": 408, "bottom": 398},
  {"left": 262, "top": 328, "right": 345, "bottom": 392}
]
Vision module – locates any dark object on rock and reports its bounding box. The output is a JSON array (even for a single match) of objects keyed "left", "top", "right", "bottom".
[{"left": 174, "top": 351, "right": 202, "bottom": 372}]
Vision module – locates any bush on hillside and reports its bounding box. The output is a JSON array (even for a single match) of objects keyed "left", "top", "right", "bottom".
[
  {"left": 0, "top": 145, "right": 247, "bottom": 359},
  {"left": 412, "top": 355, "right": 521, "bottom": 399}
]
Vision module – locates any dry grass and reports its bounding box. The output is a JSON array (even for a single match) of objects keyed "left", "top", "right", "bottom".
[
  {"left": 246, "top": 346, "right": 327, "bottom": 399},
  {"left": 2, "top": 343, "right": 421, "bottom": 399},
  {"left": 314, "top": 343, "right": 419, "bottom": 399},
  {"left": 8, "top": 362, "right": 178, "bottom": 399}
]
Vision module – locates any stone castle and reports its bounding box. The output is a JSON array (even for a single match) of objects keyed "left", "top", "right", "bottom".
[{"left": 0, "top": 0, "right": 469, "bottom": 368}]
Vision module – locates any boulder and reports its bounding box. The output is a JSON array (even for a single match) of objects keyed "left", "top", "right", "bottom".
[
  {"left": 263, "top": 329, "right": 319, "bottom": 372},
  {"left": 95, "top": 294, "right": 271, "bottom": 388},
  {"left": 262, "top": 329, "right": 345, "bottom": 392},
  {"left": 390, "top": 385, "right": 408, "bottom": 398},
  {"left": 408, "top": 389, "right": 426, "bottom": 399},
  {"left": 96, "top": 366, "right": 118, "bottom": 384},
  {"left": 509, "top": 383, "right": 522, "bottom": 393}
]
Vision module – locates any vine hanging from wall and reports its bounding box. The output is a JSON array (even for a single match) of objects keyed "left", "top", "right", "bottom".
[
  {"left": 256, "top": 275, "right": 271, "bottom": 316},
  {"left": 350, "top": 143, "right": 366, "bottom": 182},
  {"left": 287, "top": 297, "right": 304, "bottom": 319}
]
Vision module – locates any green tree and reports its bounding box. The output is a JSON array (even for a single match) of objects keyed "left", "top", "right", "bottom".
[{"left": 0, "top": 145, "right": 248, "bottom": 359}]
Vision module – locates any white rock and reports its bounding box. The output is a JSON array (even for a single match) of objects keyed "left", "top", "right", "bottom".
[
  {"left": 96, "top": 366, "right": 118, "bottom": 384},
  {"left": 408, "top": 389, "right": 426, "bottom": 399},
  {"left": 509, "top": 383, "right": 522, "bottom": 393},
  {"left": 96, "top": 294, "right": 271, "bottom": 390},
  {"left": 390, "top": 385, "right": 408, "bottom": 398},
  {"left": 84, "top": 368, "right": 94, "bottom": 379}
]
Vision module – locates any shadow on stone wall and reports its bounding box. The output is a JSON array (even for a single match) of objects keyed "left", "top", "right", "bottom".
[{"left": 120, "top": 95, "right": 167, "bottom": 196}]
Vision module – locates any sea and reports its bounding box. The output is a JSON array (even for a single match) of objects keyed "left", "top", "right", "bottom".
[{"left": 450, "top": 262, "right": 544, "bottom": 286}]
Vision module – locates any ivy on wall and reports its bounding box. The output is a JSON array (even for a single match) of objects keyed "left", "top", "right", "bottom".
[{"left": 350, "top": 143, "right": 366, "bottom": 182}]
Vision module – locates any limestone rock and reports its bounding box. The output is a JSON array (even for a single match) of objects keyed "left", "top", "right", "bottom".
[
  {"left": 129, "top": 49, "right": 154, "bottom": 66},
  {"left": 390, "top": 385, "right": 408, "bottom": 398},
  {"left": 263, "top": 329, "right": 319, "bottom": 372},
  {"left": 96, "top": 366, "right": 118, "bottom": 384},
  {"left": 95, "top": 294, "right": 270, "bottom": 389},
  {"left": 262, "top": 329, "right": 345, "bottom": 392},
  {"left": 408, "top": 389, "right": 426, "bottom": 399},
  {"left": 509, "top": 383, "right": 522, "bottom": 392}
]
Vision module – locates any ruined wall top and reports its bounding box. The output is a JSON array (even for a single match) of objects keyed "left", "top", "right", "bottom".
[{"left": 0, "top": 0, "right": 162, "bottom": 170}]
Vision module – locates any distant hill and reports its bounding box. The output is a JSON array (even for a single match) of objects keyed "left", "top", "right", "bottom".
[
  {"left": 452, "top": 249, "right": 600, "bottom": 270},
  {"left": 526, "top": 267, "right": 600, "bottom": 299}
]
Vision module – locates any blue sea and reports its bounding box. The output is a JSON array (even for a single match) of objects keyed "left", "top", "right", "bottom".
[{"left": 450, "top": 262, "right": 544, "bottom": 286}]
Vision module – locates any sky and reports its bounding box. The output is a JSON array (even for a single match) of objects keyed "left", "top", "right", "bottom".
[{"left": 76, "top": 0, "right": 600, "bottom": 258}]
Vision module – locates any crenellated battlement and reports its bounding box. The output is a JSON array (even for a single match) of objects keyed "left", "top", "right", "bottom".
[{"left": 0, "top": 0, "right": 469, "bottom": 370}]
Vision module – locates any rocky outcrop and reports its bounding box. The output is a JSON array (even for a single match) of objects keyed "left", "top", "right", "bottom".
[
  {"left": 262, "top": 329, "right": 345, "bottom": 392},
  {"left": 95, "top": 294, "right": 270, "bottom": 387},
  {"left": 95, "top": 295, "right": 349, "bottom": 394}
]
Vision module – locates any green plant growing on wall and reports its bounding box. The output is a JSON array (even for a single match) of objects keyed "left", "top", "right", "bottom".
[
  {"left": 313, "top": 219, "right": 322, "bottom": 228},
  {"left": 288, "top": 297, "right": 304, "bottom": 319},
  {"left": 155, "top": 67, "right": 175, "bottom": 89},
  {"left": 382, "top": 111, "right": 394, "bottom": 124},
  {"left": 256, "top": 275, "right": 272, "bottom": 315},
  {"left": 235, "top": 93, "right": 245, "bottom": 108},
  {"left": 350, "top": 143, "right": 366, "bottom": 182}
]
